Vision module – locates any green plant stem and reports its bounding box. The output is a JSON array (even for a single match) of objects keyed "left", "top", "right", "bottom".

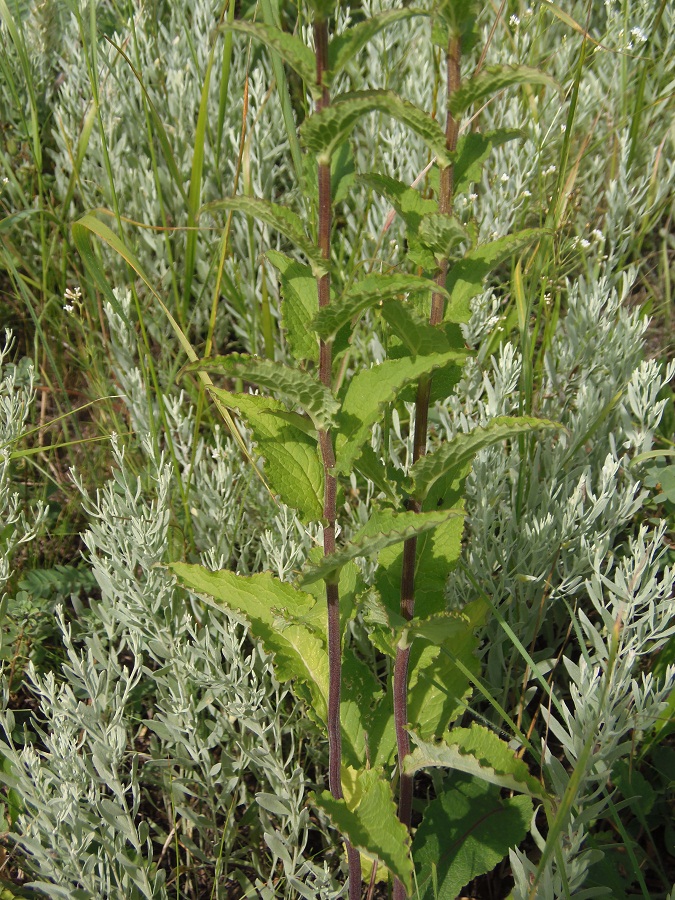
[
  {"left": 393, "top": 32, "right": 460, "bottom": 900},
  {"left": 313, "top": 16, "right": 361, "bottom": 897}
]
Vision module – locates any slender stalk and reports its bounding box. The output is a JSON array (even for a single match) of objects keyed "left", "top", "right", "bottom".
[
  {"left": 313, "top": 17, "right": 362, "bottom": 898},
  {"left": 392, "top": 33, "right": 461, "bottom": 900}
]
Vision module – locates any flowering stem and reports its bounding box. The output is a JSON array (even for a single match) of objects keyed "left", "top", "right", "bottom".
[
  {"left": 314, "top": 17, "right": 362, "bottom": 898},
  {"left": 392, "top": 32, "right": 461, "bottom": 900}
]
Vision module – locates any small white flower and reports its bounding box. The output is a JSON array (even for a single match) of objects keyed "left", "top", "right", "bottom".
[
  {"left": 64, "top": 285, "right": 82, "bottom": 302},
  {"left": 63, "top": 304, "right": 74, "bottom": 314},
  {"left": 560, "top": 124, "right": 567, "bottom": 132},
  {"left": 544, "top": 164, "right": 557, "bottom": 176},
  {"left": 580, "top": 238, "right": 591, "bottom": 248},
  {"left": 500, "top": 173, "right": 509, "bottom": 183},
  {"left": 468, "top": 192, "right": 478, "bottom": 201},
  {"left": 631, "top": 26, "right": 647, "bottom": 43},
  {"left": 592, "top": 229, "right": 605, "bottom": 242},
  {"left": 509, "top": 14, "right": 520, "bottom": 26},
  {"left": 1, "top": 177, "right": 8, "bottom": 185},
  {"left": 521, "top": 189, "right": 532, "bottom": 198},
  {"left": 525, "top": 7, "right": 533, "bottom": 16}
]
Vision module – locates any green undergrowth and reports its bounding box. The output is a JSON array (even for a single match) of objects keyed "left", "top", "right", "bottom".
[{"left": 0, "top": 0, "right": 674, "bottom": 898}]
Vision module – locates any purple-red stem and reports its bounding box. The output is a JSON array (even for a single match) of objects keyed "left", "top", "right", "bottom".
[
  {"left": 314, "top": 17, "right": 362, "bottom": 898},
  {"left": 392, "top": 33, "right": 461, "bottom": 900}
]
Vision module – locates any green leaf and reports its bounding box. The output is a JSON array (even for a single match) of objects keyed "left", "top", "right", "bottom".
[
  {"left": 449, "top": 65, "right": 558, "bottom": 117},
  {"left": 301, "top": 90, "right": 452, "bottom": 166},
  {"left": 381, "top": 302, "right": 452, "bottom": 358},
  {"left": 453, "top": 129, "right": 521, "bottom": 195},
  {"left": 404, "top": 723, "right": 547, "bottom": 799},
  {"left": 444, "top": 229, "right": 542, "bottom": 323},
  {"left": 184, "top": 50, "right": 214, "bottom": 313},
  {"left": 169, "top": 565, "right": 329, "bottom": 724},
  {"left": 335, "top": 349, "right": 468, "bottom": 475},
  {"left": 341, "top": 649, "right": 384, "bottom": 768},
  {"left": 327, "top": 8, "right": 430, "bottom": 82},
  {"left": 407, "top": 620, "right": 482, "bottom": 738},
  {"left": 374, "top": 506, "right": 466, "bottom": 619},
  {"left": 184, "top": 354, "right": 338, "bottom": 430},
  {"left": 359, "top": 172, "right": 437, "bottom": 233},
  {"left": 219, "top": 20, "right": 318, "bottom": 98},
  {"left": 267, "top": 250, "right": 319, "bottom": 364},
  {"left": 409, "top": 416, "right": 561, "bottom": 502},
  {"left": 210, "top": 389, "right": 323, "bottom": 522},
  {"left": 412, "top": 776, "right": 533, "bottom": 899},
  {"left": 417, "top": 213, "right": 467, "bottom": 263},
  {"left": 299, "top": 507, "right": 463, "bottom": 587},
  {"left": 202, "top": 196, "right": 326, "bottom": 276},
  {"left": 313, "top": 273, "right": 447, "bottom": 340},
  {"left": 310, "top": 768, "right": 413, "bottom": 891},
  {"left": 353, "top": 445, "right": 402, "bottom": 505}
]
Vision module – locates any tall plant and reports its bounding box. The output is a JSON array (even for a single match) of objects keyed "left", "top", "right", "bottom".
[{"left": 77, "top": 1, "right": 561, "bottom": 895}]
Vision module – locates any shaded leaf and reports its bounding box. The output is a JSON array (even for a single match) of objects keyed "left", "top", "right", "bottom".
[
  {"left": 409, "top": 416, "right": 561, "bottom": 502},
  {"left": 412, "top": 776, "right": 532, "bottom": 899},
  {"left": 417, "top": 213, "right": 467, "bottom": 262},
  {"left": 301, "top": 90, "right": 452, "bottom": 166},
  {"left": 169, "top": 566, "right": 329, "bottom": 724},
  {"left": 449, "top": 65, "right": 558, "bottom": 117},
  {"left": 210, "top": 389, "right": 323, "bottom": 522},
  {"left": 381, "top": 302, "right": 451, "bottom": 358},
  {"left": 359, "top": 172, "right": 437, "bottom": 233},
  {"left": 185, "top": 354, "right": 339, "bottom": 430},
  {"left": 267, "top": 250, "right": 319, "bottom": 364},
  {"left": 310, "top": 769, "right": 413, "bottom": 891}
]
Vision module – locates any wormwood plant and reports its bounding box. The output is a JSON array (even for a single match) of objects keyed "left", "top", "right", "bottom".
[{"left": 149, "top": 2, "right": 564, "bottom": 896}]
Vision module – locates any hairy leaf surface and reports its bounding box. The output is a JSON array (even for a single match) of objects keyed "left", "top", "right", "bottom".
[
  {"left": 311, "top": 769, "right": 413, "bottom": 891},
  {"left": 300, "top": 507, "right": 463, "bottom": 587},
  {"left": 327, "top": 9, "right": 430, "bottom": 81},
  {"left": 219, "top": 20, "right": 318, "bottom": 97},
  {"left": 210, "top": 389, "right": 323, "bottom": 521},
  {"left": 409, "top": 416, "right": 561, "bottom": 501},
  {"left": 202, "top": 196, "right": 326, "bottom": 275},
  {"left": 405, "top": 723, "right": 547, "bottom": 798},
  {"left": 301, "top": 90, "right": 451, "bottom": 165},
  {"left": 313, "top": 273, "right": 448, "bottom": 340},
  {"left": 170, "top": 566, "right": 329, "bottom": 723},
  {"left": 449, "top": 65, "right": 557, "bottom": 116},
  {"left": 185, "top": 354, "right": 338, "bottom": 430}
]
